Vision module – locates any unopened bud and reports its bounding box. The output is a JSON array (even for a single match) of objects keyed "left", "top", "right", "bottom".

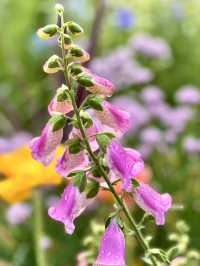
[
  {"left": 37, "top": 24, "right": 58, "bottom": 39},
  {"left": 55, "top": 3, "right": 64, "bottom": 13},
  {"left": 68, "top": 45, "right": 90, "bottom": 63},
  {"left": 63, "top": 34, "right": 72, "bottom": 49},
  {"left": 56, "top": 84, "right": 69, "bottom": 102},
  {"left": 77, "top": 73, "right": 94, "bottom": 87},
  {"left": 67, "top": 137, "right": 83, "bottom": 154},
  {"left": 66, "top": 21, "right": 84, "bottom": 36},
  {"left": 80, "top": 110, "right": 93, "bottom": 128},
  {"left": 43, "top": 55, "right": 61, "bottom": 74},
  {"left": 49, "top": 113, "right": 66, "bottom": 131},
  {"left": 68, "top": 63, "right": 83, "bottom": 76}
]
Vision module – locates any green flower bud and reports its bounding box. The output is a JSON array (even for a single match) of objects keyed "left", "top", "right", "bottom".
[
  {"left": 56, "top": 84, "right": 69, "bottom": 102},
  {"left": 68, "top": 63, "right": 83, "bottom": 77},
  {"left": 67, "top": 137, "right": 83, "bottom": 154},
  {"left": 66, "top": 21, "right": 84, "bottom": 36},
  {"left": 96, "top": 132, "right": 114, "bottom": 152},
  {"left": 49, "top": 113, "right": 66, "bottom": 131},
  {"left": 86, "top": 180, "right": 100, "bottom": 198},
  {"left": 80, "top": 110, "right": 93, "bottom": 128},
  {"left": 68, "top": 45, "right": 90, "bottom": 63},
  {"left": 63, "top": 34, "right": 72, "bottom": 49},
  {"left": 43, "top": 55, "right": 61, "bottom": 74},
  {"left": 72, "top": 171, "right": 87, "bottom": 192},
  {"left": 55, "top": 3, "right": 64, "bottom": 13},
  {"left": 37, "top": 24, "right": 58, "bottom": 39},
  {"left": 77, "top": 73, "right": 94, "bottom": 87},
  {"left": 87, "top": 95, "right": 103, "bottom": 111}
]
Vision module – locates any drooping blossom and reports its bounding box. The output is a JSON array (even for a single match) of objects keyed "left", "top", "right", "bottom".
[
  {"left": 93, "top": 101, "right": 131, "bottom": 138},
  {"left": 182, "top": 136, "right": 200, "bottom": 154},
  {"left": 48, "top": 183, "right": 93, "bottom": 234},
  {"left": 93, "top": 219, "right": 126, "bottom": 266},
  {"left": 175, "top": 85, "right": 200, "bottom": 104},
  {"left": 6, "top": 203, "right": 32, "bottom": 225},
  {"left": 134, "top": 182, "right": 172, "bottom": 225},
  {"left": 56, "top": 148, "right": 89, "bottom": 177},
  {"left": 107, "top": 140, "right": 144, "bottom": 192},
  {"left": 30, "top": 124, "right": 63, "bottom": 166},
  {"left": 130, "top": 33, "right": 171, "bottom": 59},
  {"left": 140, "top": 85, "right": 164, "bottom": 104},
  {"left": 83, "top": 68, "right": 114, "bottom": 97}
]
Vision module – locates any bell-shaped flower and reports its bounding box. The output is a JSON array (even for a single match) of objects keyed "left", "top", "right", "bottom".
[
  {"left": 30, "top": 124, "right": 63, "bottom": 166},
  {"left": 93, "top": 101, "right": 131, "bottom": 138},
  {"left": 107, "top": 140, "right": 144, "bottom": 192},
  {"left": 48, "top": 85, "right": 73, "bottom": 115},
  {"left": 48, "top": 183, "right": 93, "bottom": 234},
  {"left": 134, "top": 182, "right": 172, "bottom": 225},
  {"left": 93, "top": 219, "right": 126, "bottom": 266},
  {"left": 56, "top": 148, "right": 89, "bottom": 177},
  {"left": 83, "top": 69, "right": 114, "bottom": 97}
]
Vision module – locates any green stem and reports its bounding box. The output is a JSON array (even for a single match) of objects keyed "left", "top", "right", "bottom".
[
  {"left": 59, "top": 13, "right": 159, "bottom": 266},
  {"left": 33, "top": 189, "right": 47, "bottom": 266}
]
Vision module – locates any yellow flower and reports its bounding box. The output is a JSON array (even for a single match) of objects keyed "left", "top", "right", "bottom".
[{"left": 0, "top": 145, "right": 63, "bottom": 203}]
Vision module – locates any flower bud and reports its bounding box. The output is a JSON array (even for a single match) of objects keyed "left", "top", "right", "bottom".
[
  {"left": 56, "top": 84, "right": 69, "bottom": 101},
  {"left": 43, "top": 55, "right": 61, "bottom": 74},
  {"left": 37, "top": 24, "right": 58, "bottom": 39},
  {"left": 68, "top": 63, "right": 83, "bottom": 77},
  {"left": 66, "top": 21, "right": 84, "bottom": 36},
  {"left": 80, "top": 110, "right": 93, "bottom": 128},
  {"left": 72, "top": 171, "right": 87, "bottom": 193},
  {"left": 49, "top": 113, "right": 66, "bottom": 131},
  {"left": 77, "top": 73, "right": 94, "bottom": 87},
  {"left": 86, "top": 180, "right": 100, "bottom": 198},
  {"left": 67, "top": 137, "right": 83, "bottom": 154},
  {"left": 86, "top": 95, "right": 103, "bottom": 111},
  {"left": 68, "top": 45, "right": 90, "bottom": 63},
  {"left": 63, "top": 34, "right": 72, "bottom": 49},
  {"left": 55, "top": 3, "right": 64, "bottom": 13}
]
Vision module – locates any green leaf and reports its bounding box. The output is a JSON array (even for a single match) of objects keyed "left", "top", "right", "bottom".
[{"left": 73, "top": 171, "right": 87, "bottom": 192}]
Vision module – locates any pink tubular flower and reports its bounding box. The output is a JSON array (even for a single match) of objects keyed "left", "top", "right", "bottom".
[
  {"left": 107, "top": 140, "right": 144, "bottom": 192},
  {"left": 86, "top": 70, "right": 114, "bottom": 97},
  {"left": 134, "top": 182, "right": 172, "bottom": 225},
  {"left": 30, "top": 124, "right": 63, "bottom": 166},
  {"left": 56, "top": 148, "right": 89, "bottom": 177},
  {"left": 48, "top": 183, "right": 93, "bottom": 234},
  {"left": 48, "top": 98, "right": 73, "bottom": 115},
  {"left": 93, "top": 219, "right": 126, "bottom": 266},
  {"left": 93, "top": 101, "right": 131, "bottom": 138}
]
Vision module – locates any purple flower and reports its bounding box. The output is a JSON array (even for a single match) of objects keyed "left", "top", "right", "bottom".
[
  {"left": 130, "top": 33, "right": 171, "bottom": 59},
  {"left": 56, "top": 148, "right": 89, "bottom": 177},
  {"left": 134, "top": 182, "right": 172, "bottom": 225},
  {"left": 6, "top": 203, "right": 32, "bottom": 225},
  {"left": 140, "top": 85, "right": 164, "bottom": 104},
  {"left": 115, "top": 7, "right": 135, "bottom": 29},
  {"left": 175, "top": 85, "right": 200, "bottom": 104},
  {"left": 30, "top": 124, "right": 63, "bottom": 166},
  {"left": 93, "top": 219, "right": 126, "bottom": 266},
  {"left": 182, "top": 136, "right": 200, "bottom": 154},
  {"left": 107, "top": 140, "right": 144, "bottom": 192},
  {"left": 48, "top": 183, "right": 93, "bottom": 234},
  {"left": 140, "top": 127, "right": 163, "bottom": 146},
  {"left": 93, "top": 101, "right": 131, "bottom": 138}
]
